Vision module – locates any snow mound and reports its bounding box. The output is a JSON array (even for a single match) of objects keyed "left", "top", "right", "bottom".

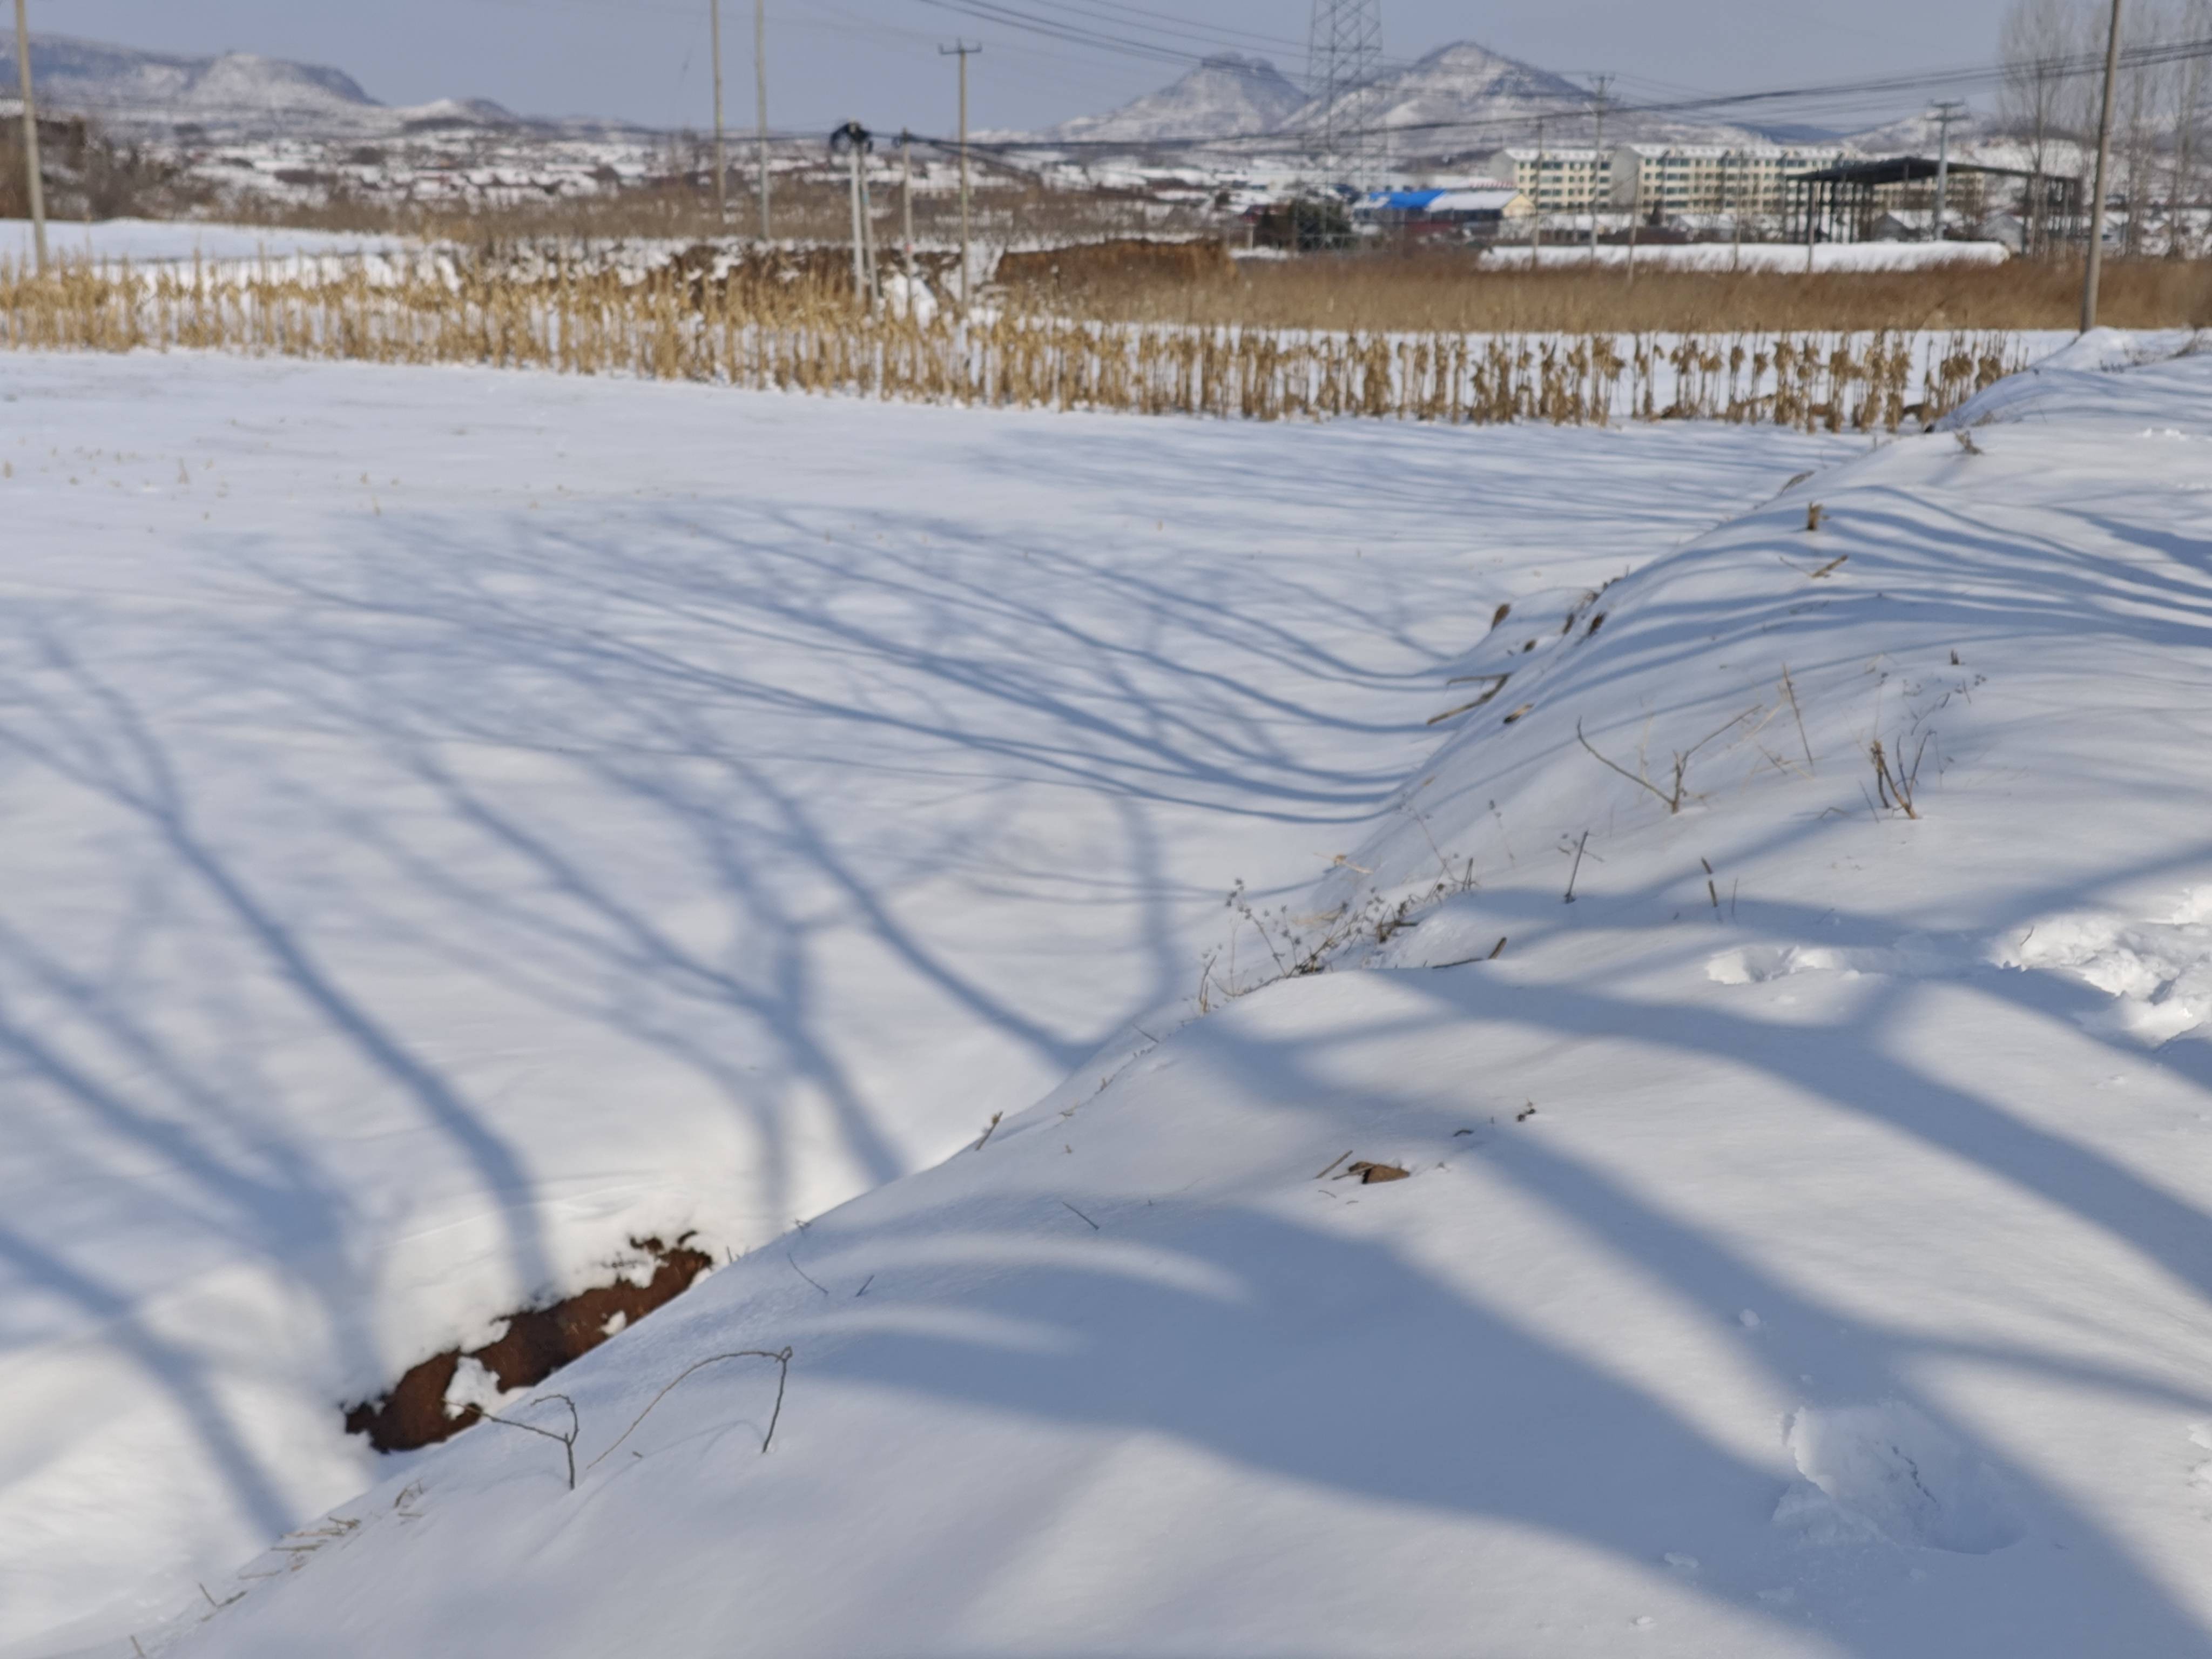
[
  {"left": 1698, "top": 893, "right": 2212, "bottom": 1048},
  {"left": 1776, "top": 1403, "right": 2024, "bottom": 1554},
  {"left": 1706, "top": 936, "right": 1965, "bottom": 984},
  {"left": 1998, "top": 900, "right": 2212, "bottom": 1046}
]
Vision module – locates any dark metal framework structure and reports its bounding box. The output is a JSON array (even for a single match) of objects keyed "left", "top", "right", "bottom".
[
  {"left": 1784, "top": 157, "right": 2083, "bottom": 251},
  {"left": 1306, "top": 0, "right": 1387, "bottom": 191}
]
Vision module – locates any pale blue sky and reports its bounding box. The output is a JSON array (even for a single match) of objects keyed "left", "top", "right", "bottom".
[{"left": 35, "top": 1, "right": 2024, "bottom": 137}]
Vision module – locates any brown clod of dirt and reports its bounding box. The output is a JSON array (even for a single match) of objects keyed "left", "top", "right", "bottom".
[
  {"left": 1344, "top": 1161, "right": 1411, "bottom": 1184},
  {"left": 343, "top": 1236, "right": 713, "bottom": 1453}
]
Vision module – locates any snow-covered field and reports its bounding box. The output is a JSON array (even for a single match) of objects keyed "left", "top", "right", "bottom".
[
  {"left": 1481, "top": 241, "right": 2013, "bottom": 272},
  {"left": 0, "top": 352, "right": 1871, "bottom": 1655},
  {"left": 93, "top": 327, "right": 2206, "bottom": 1659},
  {"left": 53, "top": 325, "right": 2207, "bottom": 1658},
  {"left": 2, "top": 218, "right": 409, "bottom": 267}
]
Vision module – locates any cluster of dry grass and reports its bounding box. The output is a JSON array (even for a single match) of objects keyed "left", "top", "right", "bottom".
[
  {"left": 1051, "top": 248, "right": 2212, "bottom": 334},
  {"left": 0, "top": 252, "right": 2030, "bottom": 432},
  {"left": 208, "top": 168, "right": 1203, "bottom": 253}
]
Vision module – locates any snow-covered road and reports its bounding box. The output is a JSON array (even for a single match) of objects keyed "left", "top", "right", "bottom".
[{"left": 0, "top": 352, "right": 1855, "bottom": 1650}]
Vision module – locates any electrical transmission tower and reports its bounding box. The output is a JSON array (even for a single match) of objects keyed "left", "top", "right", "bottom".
[{"left": 1306, "top": 0, "right": 1386, "bottom": 191}]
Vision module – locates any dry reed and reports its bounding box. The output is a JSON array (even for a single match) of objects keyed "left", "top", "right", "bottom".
[
  {"left": 0, "top": 252, "right": 2031, "bottom": 432},
  {"left": 1057, "top": 248, "right": 2212, "bottom": 334}
]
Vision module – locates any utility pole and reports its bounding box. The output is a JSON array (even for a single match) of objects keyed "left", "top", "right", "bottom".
[
  {"left": 832, "top": 120, "right": 873, "bottom": 311},
  {"left": 2082, "top": 0, "right": 2124, "bottom": 332},
  {"left": 900, "top": 130, "right": 915, "bottom": 285},
  {"left": 11, "top": 0, "right": 45, "bottom": 273},
  {"left": 1929, "top": 100, "right": 1965, "bottom": 242},
  {"left": 860, "top": 143, "right": 878, "bottom": 306},
  {"left": 941, "top": 41, "right": 980, "bottom": 312},
  {"left": 753, "top": 0, "right": 770, "bottom": 240},
  {"left": 1588, "top": 74, "right": 1612, "bottom": 266},
  {"left": 710, "top": 0, "right": 726, "bottom": 222},
  {"left": 1730, "top": 152, "right": 1743, "bottom": 267},
  {"left": 1624, "top": 149, "right": 1640, "bottom": 285},
  {"left": 1531, "top": 115, "right": 1545, "bottom": 261}
]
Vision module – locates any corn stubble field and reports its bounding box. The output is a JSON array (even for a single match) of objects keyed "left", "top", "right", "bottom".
[{"left": 3, "top": 238, "right": 2203, "bottom": 430}]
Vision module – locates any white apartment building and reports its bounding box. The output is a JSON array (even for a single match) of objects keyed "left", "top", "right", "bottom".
[
  {"left": 1606, "top": 143, "right": 1847, "bottom": 217},
  {"left": 1489, "top": 148, "right": 1613, "bottom": 214}
]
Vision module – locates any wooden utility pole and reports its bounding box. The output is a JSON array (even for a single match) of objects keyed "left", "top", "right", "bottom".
[
  {"left": 753, "top": 0, "right": 770, "bottom": 240},
  {"left": 12, "top": 0, "right": 45, "bottom": 273},
  {"left": 2082, "top": 0, "right": 2124, "bottom": 331},
  {"left": 941, "top": 41, "right": 980, "bottom": 311},
  {"left": 900, "top": 130, "right": 915, "bottom": 284},
  {"left": 710, "top": 0, "right": 726, "bottom": 221}
]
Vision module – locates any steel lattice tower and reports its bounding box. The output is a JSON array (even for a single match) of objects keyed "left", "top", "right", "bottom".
[{"left": 1306, "top": 0, "right": 1386, "bottom": 190}]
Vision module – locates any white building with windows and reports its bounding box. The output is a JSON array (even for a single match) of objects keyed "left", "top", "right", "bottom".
[
  {"left": 1606, "top": 143, "right": 1847, "bottom": 217},
  {"left": 1488, "top": 147, "right": 1613, "bottom": 213}
]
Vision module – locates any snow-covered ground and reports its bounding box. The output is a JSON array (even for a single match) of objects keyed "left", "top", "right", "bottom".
[
  {"left": 57, "top": 325, "right": 2212, "bottom": 1658},
  {"left": 1482, "top": 241, "right": 2013, "bottom": 273},
  {"left": 0, "top": 351, "right": 1867, "bottom": 1655},
  {"left": 2, "top": 217, "right": 410, "bottom": 267}
]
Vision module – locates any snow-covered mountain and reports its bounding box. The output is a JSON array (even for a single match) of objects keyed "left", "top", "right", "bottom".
[
  {"left": 1831, "top": 110, "right": 2098, "bottom": 180},
  {"left": 1839, "top": 110, "right": 1986, "bottom": 157},
  {"left": 1052, "top": 53, "right": 1306, "bottom": 146},
  {"left": 1299, "top": 41, "right": 1597, "bottom": 153},
  {"left": 1046, "top": 39, "right": 1762, "bottom": 161},
  {"left": 0, "top": 32, "right": 514, "bottom": 138}
]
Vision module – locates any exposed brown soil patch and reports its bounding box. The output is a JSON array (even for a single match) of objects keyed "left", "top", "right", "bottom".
[
  {"left": 995, "top": 237, "right": 1235, "bottom": 300},
  {"left": 344, "top": 1236, "right": 714, "bottom": 1453}
]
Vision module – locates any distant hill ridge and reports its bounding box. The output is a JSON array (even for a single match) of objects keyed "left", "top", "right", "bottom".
[
  {"left": 1044, "top": 38, "right": 1798, "bottom": 159},
  {"left": 1053, "top": 53, "right": 1307, "bottom": 144},
  {"left": 0, "top": 32, "right": 515, "bottom": 137}
]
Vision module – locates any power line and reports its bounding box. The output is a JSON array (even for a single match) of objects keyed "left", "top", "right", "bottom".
[
  {"left": 1011, "top": 0, "right": 1313, "bottom": 65},
  {"left": 916, "top": 0, "right": 1217, "bottom": 72},
  {"left": 965, "top": 0, "right": 1432, "bottom": 78}
]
